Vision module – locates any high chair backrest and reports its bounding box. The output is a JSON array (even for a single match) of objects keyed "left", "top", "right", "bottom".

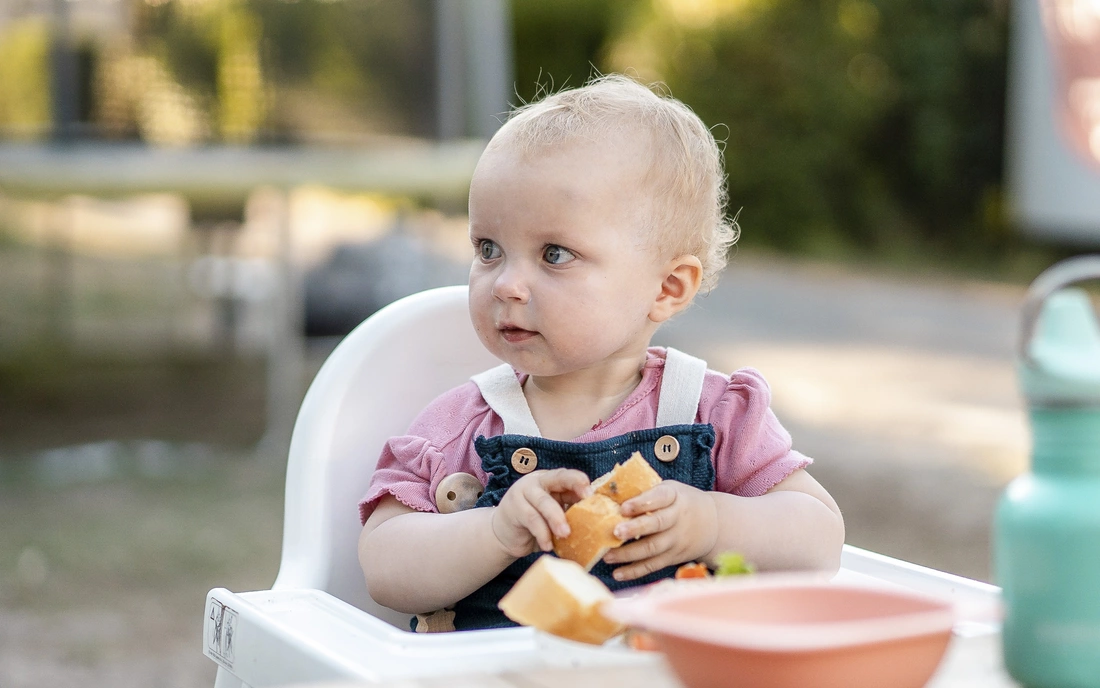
[{"left": 272, "top": 285, "right": 500, "bottom": 628}]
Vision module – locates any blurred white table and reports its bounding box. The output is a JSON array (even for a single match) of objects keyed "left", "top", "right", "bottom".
[{"left": 289, "top": 631, "right": 1017, "bottom": 688}]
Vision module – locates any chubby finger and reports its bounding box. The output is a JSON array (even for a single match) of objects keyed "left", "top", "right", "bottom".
[
  {"left": 609, "top": 545, "right": 678, "bottom": 582},
  {"left": 620, "top": 482, "right": 676, "bottom": 517},
  {"left": 529, "top": 489, "right": 571, "bottom": 539},
  {"left": 516, "top": 498, "right": 556, "bottom": 551},
  {"left": 605, "top": 529, "right": 669, "bottom": 564},
  {"left": 612, "top": 558, "right": 670, "bottom": 582},
  {"left": 613, "top": 507, "right": 672, "bottom": 541},
  {"left": 539, "top": 467, "right": 593, "bottom": 499}
]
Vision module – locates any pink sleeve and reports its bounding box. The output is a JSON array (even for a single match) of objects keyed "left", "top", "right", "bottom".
[
  {"left": 358, "top": 382, "right": 498, "bottom": 524},
  {"left": 359, "top": 435, "right": 444, "bottom": 524},
  {"left": 700, "top": 367, "right": 811, "bottom": 497}
]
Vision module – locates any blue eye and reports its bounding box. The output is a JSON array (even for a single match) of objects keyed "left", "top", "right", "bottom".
[
  {"left": 543, "top": 245, "right": 576, "bottom": 265},
  {"left": 479, "top": 240, "right": 502, "bottom": 261}
]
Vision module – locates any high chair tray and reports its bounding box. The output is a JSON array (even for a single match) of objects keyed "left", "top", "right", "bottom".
[
  {"left": 203, "top": 546, "right": 1002, "bottom": 687},
  {"left": 204, "top": 586, "right": 659, "bottom": 686}
]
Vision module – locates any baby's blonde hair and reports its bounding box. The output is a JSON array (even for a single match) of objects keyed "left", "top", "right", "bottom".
[{"left": 491, "top": 74, "right": 739, "bottom": 293}]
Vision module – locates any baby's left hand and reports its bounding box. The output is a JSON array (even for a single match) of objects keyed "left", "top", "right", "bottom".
[{"left": 602, "top": 481, "right": 719, "bottom": 582}]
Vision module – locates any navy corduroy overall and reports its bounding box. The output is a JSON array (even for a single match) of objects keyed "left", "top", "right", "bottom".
[{"left": 440, "top": 348, "right": 718, "bottom": 631}]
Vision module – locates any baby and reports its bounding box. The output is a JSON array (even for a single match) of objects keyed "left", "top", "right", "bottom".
[{"left": 358, "top": 75, "right": 844, "bottom": 632}]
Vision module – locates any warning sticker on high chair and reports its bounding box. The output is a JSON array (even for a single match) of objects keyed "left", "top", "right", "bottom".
[{"left": 206, "top": 598, "right": 239, "bottom": 670}]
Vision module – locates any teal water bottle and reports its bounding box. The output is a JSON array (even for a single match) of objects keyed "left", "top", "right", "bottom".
[{"left": 995, "top": 255, "right": 1100, "bottom": 688}]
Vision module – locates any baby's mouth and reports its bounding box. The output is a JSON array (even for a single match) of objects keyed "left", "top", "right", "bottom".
[{"left": 499, "top": 326, "right": 537, "bottom": 343}]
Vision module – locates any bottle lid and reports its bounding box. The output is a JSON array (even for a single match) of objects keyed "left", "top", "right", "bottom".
[{"left": 1020, "top": 259, "right": 1100, "bottom": 407}]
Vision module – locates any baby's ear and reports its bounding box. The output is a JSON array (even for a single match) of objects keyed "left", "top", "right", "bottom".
[{"left": 650, "top": 255, "right": 703, "bottom": 323}]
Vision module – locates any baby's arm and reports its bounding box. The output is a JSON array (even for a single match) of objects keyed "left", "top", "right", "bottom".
[
  {"left": 603, "top": 468, "right": 844, "bottom": 581},
  {"left": 359, "top": 468, "right": 590, "bottom": 614},
  {"left": 359, "top": 496, "right": 509, "bottom": 614}
]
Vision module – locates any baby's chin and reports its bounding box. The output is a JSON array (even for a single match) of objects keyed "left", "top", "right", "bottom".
[
  {"left": 478, "top": 334, "right": 619, "bottom": 379},
  {"left": 483, "top": 346, "right": 570, "bottom": 379},
  {"left": 515, "top": 357, "right": 618, "bottom": 382}
]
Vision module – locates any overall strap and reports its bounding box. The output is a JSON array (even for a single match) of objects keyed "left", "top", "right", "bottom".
[
  {"left": 654, "top": 347, "right": 708, "bottom": 427},
  {"left": 471, "top": 364, "right": 542, "bottom": 437}
]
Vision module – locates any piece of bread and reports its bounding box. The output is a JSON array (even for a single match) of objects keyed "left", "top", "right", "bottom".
[
  {"left": 591, "top": 451, "right": 663, "bottom": 504},
  {"left": 499, "top": 554, "right": 623, "bottom": 645},
  {"left": 552, "top": 452, "right": 664, "bottom": 570},
  {"left": 552, "top": 493, "right": 625, "bottom": 571}
]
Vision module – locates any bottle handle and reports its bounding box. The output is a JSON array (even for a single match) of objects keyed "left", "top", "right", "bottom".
[{"left": 1020, "top": 255, "right": 1100, "bottom": 366}]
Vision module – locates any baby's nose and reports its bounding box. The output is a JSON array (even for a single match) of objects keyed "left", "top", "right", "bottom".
[{"left": 491, "top": 265, "right": 531, "bottom": 303}]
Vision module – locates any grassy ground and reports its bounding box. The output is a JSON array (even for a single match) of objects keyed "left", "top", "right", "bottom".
[
  {"left": 0, "top": 349, "right": 287, "bottom": 688},
  {"left": 0, "top": 452, "right": 284, "bottom": 688},
  {"left": 0, "top": 352, "right": 269, "bottom": 454}
]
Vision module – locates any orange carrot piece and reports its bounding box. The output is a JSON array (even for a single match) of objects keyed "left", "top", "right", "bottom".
[{"left": 674, "top": 562, "right": 710, "bottom": 579}]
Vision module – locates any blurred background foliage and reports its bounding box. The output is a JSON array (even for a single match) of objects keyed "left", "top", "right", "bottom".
[
  {"left": 0, "top": 14, "right": 52, "bottom": 138},
  {"left": 93, "top": 0, "right": 436, "bottom": 145},
  {"left": 513, "top": 0, "right": 1016, "bottom": 263},
  {"left": 0, "top": 0, "right": 1043, "bottom": 265}
]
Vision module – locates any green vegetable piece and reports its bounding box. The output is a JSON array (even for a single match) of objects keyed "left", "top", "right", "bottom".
[{"left": 714, "top": 552, "right": 755, "bottom": 577}]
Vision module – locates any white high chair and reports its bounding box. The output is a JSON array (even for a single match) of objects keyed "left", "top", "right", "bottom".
[{"left": 203, "top": 285, "right": 1001, "bottom": 688}]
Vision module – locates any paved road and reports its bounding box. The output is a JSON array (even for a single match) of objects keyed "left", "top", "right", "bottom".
[{"left": 657, "top": 254, "right": 1030, "bottom": 582}]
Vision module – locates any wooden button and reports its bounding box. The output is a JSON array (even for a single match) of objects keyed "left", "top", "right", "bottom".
[
  {"left": 414, "top": 608, "right": 456, "bottom": 633},
  {"left": 654, "top": 435, "right": 680, "bottom": 462},
  {"left": 434, "top": 472, "right": 484, "bottom": 514},
  {"left": 511, "top": 448, "right": 538, "bottom": 474}
]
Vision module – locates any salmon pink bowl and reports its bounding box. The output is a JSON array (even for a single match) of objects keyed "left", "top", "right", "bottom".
[{"left": 602, "top": 575, "right": 956, "bottom": 688}]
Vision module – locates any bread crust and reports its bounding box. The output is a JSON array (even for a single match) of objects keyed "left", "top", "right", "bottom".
[
  {"left": 552, "top": 493, "right": 625, "bottom": 571},
  {"left": 498, "top": 555, "right": 623, "bottom": 644},
  {"left": 592, "top": 451, "right": 663, "bottom": 503},
  {"left": 552, "top": 452, "right": 663, "bottom": 570},
  {"left": 499, "top": 453, "right": 665, "bottom": 643}
]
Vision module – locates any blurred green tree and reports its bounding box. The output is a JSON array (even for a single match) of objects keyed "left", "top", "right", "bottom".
[
  {"left": 511, "top": 0, "right": 636, "bottom": 103},
  {"left": 510, "top": 0, "right": 1011, "bottom": 260},
  {"left": 252, "top": 0, "right": 434, "bottom": 140},
  {"left": 0, "top": 17, "right": 52, "bottom": 140},
  {"left": 96, "top": 0, "right": 433, "bottom": 145}
]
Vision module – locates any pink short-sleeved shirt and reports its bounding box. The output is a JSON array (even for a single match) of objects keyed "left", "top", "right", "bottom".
[{"left": 359, "top": 347, "right": 810, "bottom": 524}]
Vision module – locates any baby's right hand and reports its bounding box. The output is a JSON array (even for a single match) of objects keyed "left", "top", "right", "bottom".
[{"left": 491, "top": 469, "right": 592, "bottom": 559}]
